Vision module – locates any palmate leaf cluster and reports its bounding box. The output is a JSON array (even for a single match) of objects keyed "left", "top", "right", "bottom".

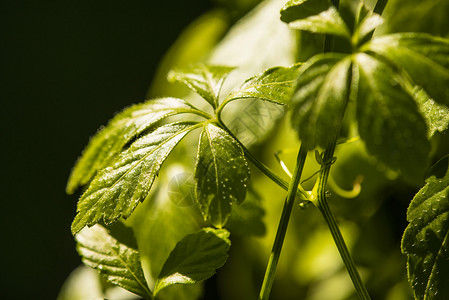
[{"left": 63, "top": 0, "right": 449, "bottom": 299}]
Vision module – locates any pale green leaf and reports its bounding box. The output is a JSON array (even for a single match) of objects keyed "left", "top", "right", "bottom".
[
  {"left": 67, "top": 98, "right": 203, "bottom": 194},
  {"left": 194, "top": 123, "right": 250, "bottom": 228},
  {"left": 168, "top": 64, "right": 235, "bottom": 108},
  {"left": 352, "top": 3, "right": 383, "bottom": 45},
  {"left": 413, "top": 88, "right": 449, "bottom": 138},
  {"left": 354, "top": 53, "right": 430, "bottom": 179},
  {"left": 225, "top": 63, "right": 301, "bottom": 105},
  {"left": 402, "top": 158, "right": 449, "bottom": 299},
  {"left": 71, "top": 122, "right": 202, "bottom": 234},
  {"left": 75, "top": 223, "right": 152, "bottom": 299},
  {"left": 280, "top": 0, "right": 330, "bottom": 24},
  {"left": 288, "top": 6, "right": 351, "bottom": 40},
  {"left": 364, "top": 33, "right": 449, "bottom": 106},
  {"left": 153, "top": 228, "right": 231, "bottom": 295},
  {"left": 291, "top": 53, "right": 352, "bottom": 149}
]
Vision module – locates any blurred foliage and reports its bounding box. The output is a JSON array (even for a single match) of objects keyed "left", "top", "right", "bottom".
[{"left": 60, "top": 0, "right": 449, "bottom": 299}]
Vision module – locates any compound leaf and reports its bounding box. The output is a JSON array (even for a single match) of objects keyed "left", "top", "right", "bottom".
[
  {"left": 291, "top": 53, "right": 351, "bottom": 149},
  {"left": 154, "top": 228, "right": 231, "bottom": 295},
  {"left": 288, "top": 6, "right": 351, "bottom": 40},
  {"left": 168, "top": 64, "right": 235, "bottom": 108},
  {"left": 195, "top": 123, "right": 250, "bottom": 228},
  {"left": 67, "top": 98, "right": 202, "bottom": 194},
  {"left": 225, "top": 63, "right": 301, "bottom": 105},
  {"left": 402, "top": 158, "right": 449, "bottom": 299},
  {"left": 71, "top": 122, "right": 202, "bottom": 235},
  {"left": 365, "top": 33, "right": 449, "bottom": 106},
  {"left": 354, "top": 53, "right": 430, "bottom": 179},
  {"left": 280, "top": 0, "right": 331, "bottom": 24},
  {"left": 76, "top": 223, "right": 152, "bottom": 299},
  {"left": 414, "top": 88, "right": 449, "bottom": 138}
]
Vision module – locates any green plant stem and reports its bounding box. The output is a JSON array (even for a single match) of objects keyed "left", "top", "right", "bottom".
[
  {"left": 373, "top": 0, "right": 388, "bottom": 15},
  {"left": 259, "top": 144, "right": 308, "bottom": 300},
  {"left": 315, "top": 138, "right": 371, "bottom": 300}
]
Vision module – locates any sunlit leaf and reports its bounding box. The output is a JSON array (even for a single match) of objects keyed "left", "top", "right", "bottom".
[
  {"left": 225, "top": 63, "right": 301, "bottom": 105},
  {"left": 71, "top": 122, "right": 202, "bottom": 234},
  {"left": 364, "top": 33, "right": 449, "bottom": 106},
  {"left": 168, "top": 64, "right": 235, "bottom": 108},
  {"left": 195, "top": 123, "right": 250, "bottom": 228},
  {"left": 402, "top": 158, "right": 449, "bottom": 299},
  {"left": 288, "top": 6, "right": 351, "bottom": 40},
  {"left": 353, "top": 3, "right": 383, "bottom": 45},
  {"left": 153, "top": 228, "right": 231, "bottom": 295},
  {"left": 354, "top": 53, "right": 430, "bottom": 179},
  {"left": 76, "top": 223, "right": 152, "bottom": 299},
  {"left": 67, "top": 98, "right": 203, "bottom": 194},
  {"left": 291, "top": 53, "right": 352, "bottom": 149},
  {"left": 413, "top": 88, "right": 449, "bottom": 138},
  {"left": 280, "top": 0, "right": 330, "bottom": 24}
]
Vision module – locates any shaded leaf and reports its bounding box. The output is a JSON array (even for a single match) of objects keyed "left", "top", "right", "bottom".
[
  {"left": 402, "top": 158, "right": 449, "bottom": 299},
  {"left": 72, "top": 122, "right": 202, "bottom": 234},
  {"left": 195, "top": 123, "right": 250, "bottom": 228},
  {"left": 280, "top": 0, "right": 330, "bottom": 24},
  {"left": 354, "top": 53, "right": 430, "bottom": 179},
  {"left": 288, "top": 6, "right": 351, "bottom": 40},
  {"left": 154, "top": 228, "right": 231, "bottom": 295},
  {"left": 365, "top": 33, "right": 449, "bottom": 106},
  {"left": 168, "top": 64, "right": 235, "bottom": 108},
  {"left": 225, "top": 63, "right": 302, "bottom": 105},
  {"left": 67, "top": 98, "right": 202, "bottom": 194},
  {"left": 291, "top": 53, "right": 351, "bottom": 149},
  {"left": 76, "top": 223, "right": 152, "bottom": 299}
]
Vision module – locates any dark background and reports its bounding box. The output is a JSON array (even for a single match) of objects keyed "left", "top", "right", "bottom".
[{"left": 1, "top": 1, "right": 213, "bottom": 298}]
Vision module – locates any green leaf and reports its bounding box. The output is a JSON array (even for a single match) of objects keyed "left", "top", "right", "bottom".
[
  {"left": 402, "top": 158, "right": 449, "bottom": 299},
  {"left": 153, "top": 228, "right": 231, "bottom": 295},
  {"left": 280, "top": 0, "right": 331, "bottom": 24},
  {"left": 195, "top": 123, "right": 250, "bottom": 228},
  {"left": 168, "top": 64, "right": 235, "bottom": 109},
  {"left": 352, "top": 3, "right": 383, "bottom": 45},
  {"left": 413, "top": 88, "right": 449, "bottom": 138},
  {"left": 75, "top": 223, "right": 152, "bottom": 299},
  {"left": 291, "top": 53, "right": 352, "bottom": 149},
  {"left": 225, "top": 63, "right": 301, "bottom": 105},
  {"left": 71, "top": 122, "right": 202, "bottom": 235},
  {"left": 364, "top": 33, "right": 449, "bottom": 106},
  {"left": 354, "top": 53, "right": 430, "bottom": 179},
  {"left": 288, "top": 6, "right": 351, "bottom": 40},
  {"left": 67, "top": 98, "right": 203, "bottom": 194}
]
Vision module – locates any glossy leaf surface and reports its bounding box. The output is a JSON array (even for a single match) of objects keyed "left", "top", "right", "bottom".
[
  {"left": 280, "top": 0, "right": 330, "bottom": 24},
  {"left": 291, "top": 53, "right": 351, "bottom": 149},
  {"left": 76, "top": 223, "right": 152, "bottom": 299},
  {"left": 72, "top": 122, "right": 201, "bottom": 234},
  {"left": 168, "top": 64, "right": 235, "bottom": 108},
  {"left": 225, "top": 63, "right": 301, "bottom": 105},
  {"left": 402, "top": 159, "right": 449, "bottom": 299},
  {"left": 67, "top": 98, "right": 201, "bottom": 194},
  {"left": 365, "top": 33, "right": 449, "bottom": 106},
  {"left": 195, "top": 123, "right": 250, "bottom": 228},
  {"left": 288, "top": 6, "right": 351, "bottom": 40},
  {"left": 154, "top": 228, "right": 231, "bottom": 295},
  {"left": 354, "top": 53, "right": 430, "bottom": 179}
]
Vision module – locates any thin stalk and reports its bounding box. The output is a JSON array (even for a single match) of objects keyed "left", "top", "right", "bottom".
[
  {"left": 373, "top": 0, "right": 388, "bottom": 15},
  {"left": 259, "top": 144, "right": 308, "bottom": 300}
]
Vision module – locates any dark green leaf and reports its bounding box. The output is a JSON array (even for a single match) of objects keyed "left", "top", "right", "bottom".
[
  {"left": 402, "top": 159, "right": 449, "bottom": 299},
  {"left": 225, "top": 63, "right": 301, "bottom": 105},
  {"left": 288, "top": 6, "right": 351, "bottom": 40},
  {"left": 354, "top": 53, "right": 430, "bottom": 179},
  {"left": 153, "top": 228, "right": 231, "bottom": 295},
  {"left": 67, "top": 98, "right": 202, "bottom": 194},
  {"left": 195, "top": 123, "right": 250, "bottom": 228},
  {"left": 76, "top": 223, "right": 152, "bottom": 299},
  {"left": 291, "top": 53, "right": 351, "bottom": 149},
  {"left": 71, "top": 122, "right": 202, "bottom": 234},
  {"left": 168, "top": 64, "right": 235, "bottom": 108},
  {"left": 280, "top": 0, "right": 331, "bottom": 24},
  {"left": 364, "top": 33, "right": 449, "bottom": 106}
]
